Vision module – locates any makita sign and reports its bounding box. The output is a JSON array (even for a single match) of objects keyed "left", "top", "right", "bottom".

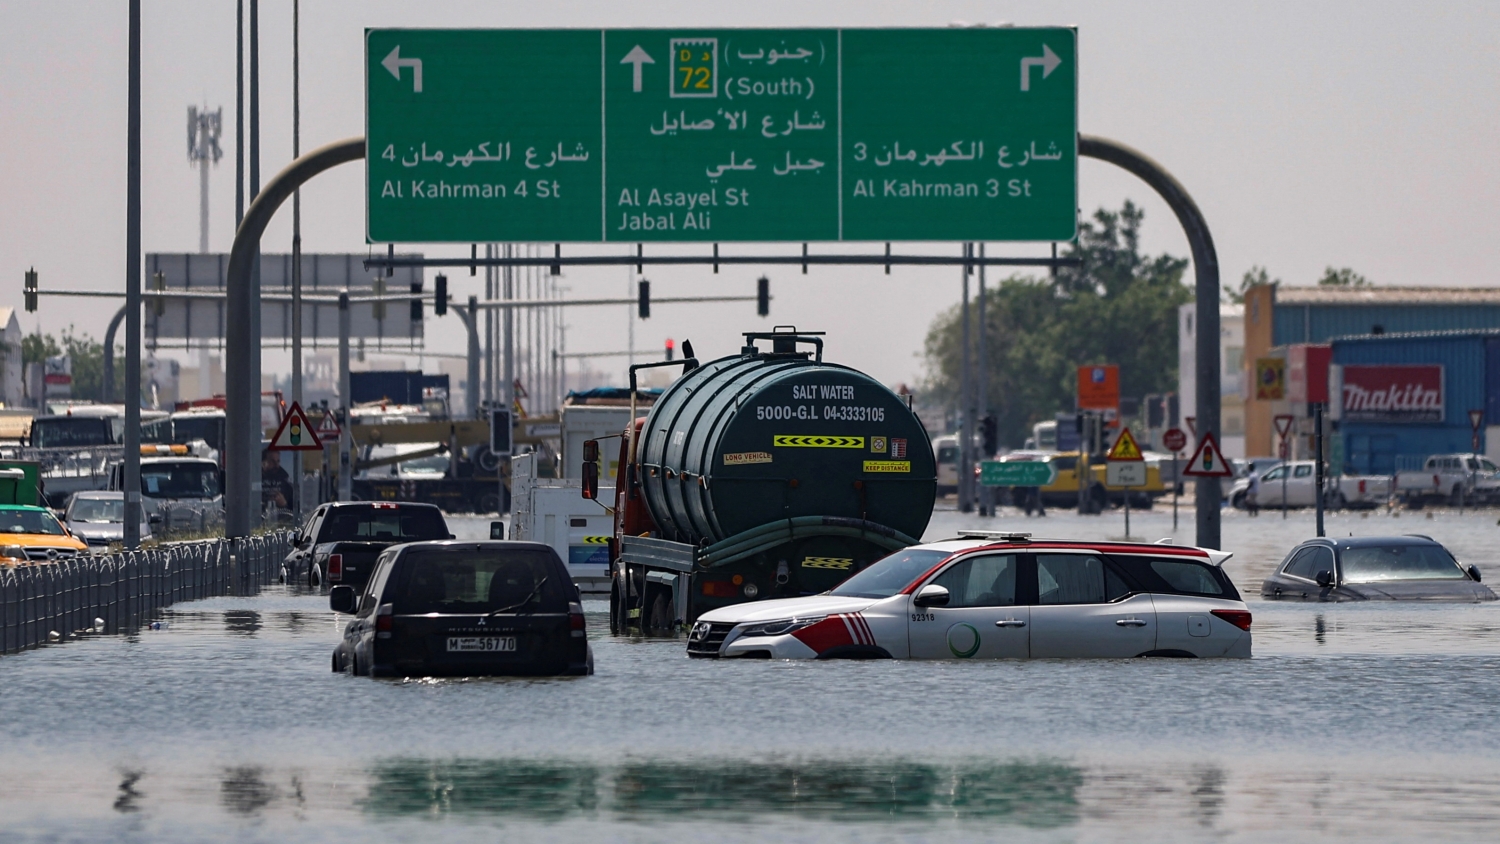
[{"left": 1341, "top": 364, "right": 1444, "bottom": 423}]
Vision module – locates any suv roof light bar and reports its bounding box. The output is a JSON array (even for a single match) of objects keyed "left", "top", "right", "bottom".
[{"left": 956, "top": 530, "right": 1033, "bottom": 543}]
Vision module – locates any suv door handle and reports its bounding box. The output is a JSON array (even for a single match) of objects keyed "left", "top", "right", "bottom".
[
  {"left": 994, "top": 619, "right": 1027, "bottom": 628},
  {"left": 1115, "top": 618, "right": 1148, "bottom": 627}
]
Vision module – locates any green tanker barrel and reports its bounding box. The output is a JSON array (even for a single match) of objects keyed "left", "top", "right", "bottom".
[{"left": 638, "top": 332, "right": 935, "bottom": 549}]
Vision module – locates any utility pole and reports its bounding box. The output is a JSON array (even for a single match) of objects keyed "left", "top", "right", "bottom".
[
  {"left": 958, "top": 243, "right": 973, "bottom": 513},
  {"left": 124, "top": 0, "right": 142, "bottom": 549},
  {"left": 247, "top": 0, "right": 262, "bottom": 528},
  {"left": 338, "top": 291, "right": 351, "bottom": 502},
  {"left": 976, "top": 243, "right": 990, "bottom": 516},
  {"left": 187, "top": 106, "right": 222, "bottom": 254},
  {"left": 290, "top": 0, "right": 303, "bottom": 515}
]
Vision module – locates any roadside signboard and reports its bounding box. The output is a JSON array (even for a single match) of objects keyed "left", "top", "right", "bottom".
[
  {"left": 1273, "top": 414, "right": 1294, "bottom": 438},
  {"left": 268, "top": 402, "right": 323, "bottom": 451},
  {"left": 1470, "top": 409, "right": 1484, "bottom": 432},
  {"left": 366, "top": 27, "right": 1077, "bottom": 243},
  {"left": 1076, "top": 364, "right": 1119, "bottom": 411},
  {"left": 1339, "top": 364, "right": 1444, "bottom": 423},
  {"left": 980, "top": 460, "right": 1056, "bottom": 487},
  {"left": 1182, "top": 433, "right": 1232, "bottom": 477},
  {"left": 1105, "top": 426, "right": 1143, "bottom": 461},
  {"left": 315, "top": 410, "right": 342, "bottom": 441},
  {"left": 1105, "top": 461, "right": 1146, "bottom": 487},
  {"left": 1255, "top": 357, "right": 1285, "bottom": 400},
  {"left": 1161, "top": 428, "right": 1186, "bottom": 453}
]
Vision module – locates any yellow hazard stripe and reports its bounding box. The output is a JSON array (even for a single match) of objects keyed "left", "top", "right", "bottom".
[
  {"left": 773, "top": 435, "right": 865, "bottom": 449},
  {"left": 580, "top": 536, "right": 610, "bottom": 545},
  {"left": 802, "top": 557, "right": 854, "bottom": 570}
]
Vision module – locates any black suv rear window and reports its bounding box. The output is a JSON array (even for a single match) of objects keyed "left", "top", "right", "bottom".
[
  {"left": 392, "top": 548, "right": 568, "bottom": 615},
  {"left": 1148, "top": 559, "right": 1225, "bottom": 596},
  {"left": 320, "top": 506, "right": 447, "bottom": 543}
]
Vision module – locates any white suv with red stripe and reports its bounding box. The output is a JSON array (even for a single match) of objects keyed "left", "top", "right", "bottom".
[{"left": 687, "top": 533, "right": 1251, "bottom": 660}]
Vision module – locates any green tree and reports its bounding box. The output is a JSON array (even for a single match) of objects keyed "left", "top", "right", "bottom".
[
  {"left": 20, "top": 328, "right": 124, "bottom": 403},
  {"left": 1224, "top": 265, "right": 1279, "bottom": 304},
  {"left": 922, "top": 202, "right": 1191, "bottom": 448},
  {"left": 1318, "top": 266, "right": 1371, "bottom": 287}
]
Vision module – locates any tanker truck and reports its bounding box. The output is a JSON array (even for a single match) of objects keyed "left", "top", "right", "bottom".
[{"left": 584, "top": 328, "right": 937, "bottom": 635}]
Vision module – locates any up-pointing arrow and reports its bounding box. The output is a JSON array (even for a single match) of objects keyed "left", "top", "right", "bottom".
[
  {"left": 620, "top": 45, "right": 655, "bottom": 93},
  {"left": 382, "top": 45, "right": 423, "bottom": 93},
  {"left": 1019, "top": 44, "right": 1061, "bottom": 92}
]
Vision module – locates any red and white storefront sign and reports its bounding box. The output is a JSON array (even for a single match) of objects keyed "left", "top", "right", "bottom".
[{"left": 1339, "top": 364, "right": 1444, "bottom": 423}]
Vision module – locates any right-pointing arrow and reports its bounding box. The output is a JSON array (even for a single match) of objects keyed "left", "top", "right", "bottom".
[
  {"left": 621, "top": 45, "right": 655, "bottom": 93},
  {"left": 1019, "top": 44, "right": 1061, "bottom": 92}
]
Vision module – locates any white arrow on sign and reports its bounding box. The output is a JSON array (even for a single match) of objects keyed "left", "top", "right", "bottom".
[
  {"left": 1019, "top": 44, "right": 1061, "bottom": 92},
  {"left": 620, "top": 45, "right": 655, "bottom": 93},
  {"left": 382, "top": 45, "right": 423, "bottom": 93}
]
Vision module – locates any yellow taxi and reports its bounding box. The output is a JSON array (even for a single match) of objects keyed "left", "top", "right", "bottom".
[
  {"left": 0, "top": 504, "right": 89, "bottom": 563},
  {"left": 1032, "top": 452, "right": 1167, "bottom": 509}
]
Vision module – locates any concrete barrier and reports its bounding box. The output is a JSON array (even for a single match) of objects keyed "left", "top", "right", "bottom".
[{"left": 0, "top": 531, "right": 291, "bottom": 655}]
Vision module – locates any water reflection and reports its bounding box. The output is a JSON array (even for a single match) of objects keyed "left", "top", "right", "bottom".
[
  {"left": 363, "top": 758, "right": 1081, "bottom": 825},
  {"left": 220, "top": 766, "right": 277, "bottom": 815},
  {"left": 222, "top": 610, "right": 262, "bottom": 638},
  {"left": 113, "top": 770, "right": 144, "bottom": 813}
]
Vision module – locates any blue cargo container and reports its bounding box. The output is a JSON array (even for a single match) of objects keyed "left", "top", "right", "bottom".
[{"left": 1331, "top": 330, "right": 1499, "bottom": 475}]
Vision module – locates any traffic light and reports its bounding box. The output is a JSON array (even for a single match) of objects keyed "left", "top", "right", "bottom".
[
  {"left": 664, "top": 338, "right": 675, "bottom": 361},
  {"left": 637, "top": 279, "right": 650, "bottom": 319},
  {"left": 981, "top": 415, "right": 998, "bottom": 456},
  {"left": 434, "top": 274, "right": 448, "bottom": 316},
  {"left": 756, "top": 276, "right": 770, "bottom": 317},
  {"left": 410, "top": 281, "right": 423, "bottom": 322},
  {"left": 24, "top": 268, "right": 37, "bottom": 313}
]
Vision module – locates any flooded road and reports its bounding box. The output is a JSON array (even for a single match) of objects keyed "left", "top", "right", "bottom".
[{"left": 3, "top": 504, "right": 1499, "bottom": 842}]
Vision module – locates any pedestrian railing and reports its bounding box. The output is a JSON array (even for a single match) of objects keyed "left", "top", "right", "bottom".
[{"left": 0, "top": 531, "right": 292, "bottom": 656}]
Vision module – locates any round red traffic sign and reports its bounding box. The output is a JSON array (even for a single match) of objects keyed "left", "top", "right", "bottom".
[{"left": 1162, "top": 428, "right": 1187, "bottom": 452}]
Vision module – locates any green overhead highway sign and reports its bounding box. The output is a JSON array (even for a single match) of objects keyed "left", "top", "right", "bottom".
[
  {"left": 980, "top": 460, "right": 1057, "bottom": 487},
  {"left": 366, "top": 27, "right": 1077, "bottom": 244}
]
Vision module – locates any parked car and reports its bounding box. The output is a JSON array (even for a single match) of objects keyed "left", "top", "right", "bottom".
[
  {"left": 1260, "top": 535, "right": 1495, "bottom": 602},
  {"left": 687, "top": 533, "right": 1251, "bottom": 660},
  {"left": 62, "top": 490, "right": 151, "bottom": 550},
  {"left": 108, "top": 455, "right": 224, "bottom": 536},
  {"left": 286, "top": 500, "right": 453, "bottom": 590},
  {"left": 329, "top": 540, "right": 592, "bottom": 677},
  {"left": 1395, "top": 454, "right": 1500, "bottom": 508},
  {"left": 1228, "top": 460, "right": 1390, "bottom": 510}
]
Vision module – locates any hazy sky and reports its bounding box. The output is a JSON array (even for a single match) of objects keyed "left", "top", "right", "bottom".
[{"left": 2, "top": 1, "right": 1496, "bottom": 391}]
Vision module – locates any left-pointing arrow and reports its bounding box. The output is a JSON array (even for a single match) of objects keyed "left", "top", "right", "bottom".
[
  {"left": 621, "top": 45, "right": 655, "bottom": 93},
  {"left": 382, "top": 45, "right": 423, "bottom": 93}
]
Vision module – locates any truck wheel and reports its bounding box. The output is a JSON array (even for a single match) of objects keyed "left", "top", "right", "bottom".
[
  {"left": 475, "top": 446, "right": 501, "bottom": 474},
  {"left": 1230, "top": 491, "right": 1247, "bottom": 510},
  {"left": 1089, "top": 484, "right": 1108, "bottom": 513},
  {"left": 647, "top": 591, "right": 673, "bottom": 636},
  {"left": 478, "top": 492, "right": 501, "bottom": 514},
  {"left": 1450, "top": 486, "right": 1464, "bottom": 506}
]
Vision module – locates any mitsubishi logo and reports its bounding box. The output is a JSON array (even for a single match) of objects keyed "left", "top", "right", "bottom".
[{"left": 477, "top": 617, "right": 487, "bottom": 626}]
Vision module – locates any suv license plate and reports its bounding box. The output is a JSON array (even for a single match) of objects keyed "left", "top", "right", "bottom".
[{"left": 446, "top": 636, "right": 517, "bottom": 653}]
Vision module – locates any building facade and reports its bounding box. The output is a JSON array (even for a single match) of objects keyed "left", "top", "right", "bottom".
[{"left": 1178, "top": 304, "right": 1245, "bottom": 458}]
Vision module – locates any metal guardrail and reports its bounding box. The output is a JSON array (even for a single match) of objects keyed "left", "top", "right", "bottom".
[{"left": 0, "top": 530, "right": 292, "bottom": 656}]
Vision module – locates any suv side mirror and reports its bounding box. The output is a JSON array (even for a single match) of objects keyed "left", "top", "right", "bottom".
[
  {"left": 581, "top": 439, "right": 600, "bottom": 500},
  {"left": 1315, "top": 570, "right": 1334, "bottom": 589},
  {"left": 329, "top": 585, "right": 358, "bottom": 614},
  {"left": 913, "top": 583, "right": 950, "bottom": 608},
  {"left": 490, "top": 521, "right": 505, "bottom": 540},
  {"left": 1468, "top": 564, "right": 1482, "bottom": 583}
]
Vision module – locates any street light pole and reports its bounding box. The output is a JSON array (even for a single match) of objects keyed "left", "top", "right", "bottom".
[{"left": 123, "top": 0, "right": 142, "bottom": 549}]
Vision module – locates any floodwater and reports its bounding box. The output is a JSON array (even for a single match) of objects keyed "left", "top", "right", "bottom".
[{"left": 3, "top": 503, "right": 1500, "bottom": 842}]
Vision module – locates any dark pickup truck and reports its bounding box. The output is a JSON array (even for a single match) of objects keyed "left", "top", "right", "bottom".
[{"left": 284, "top": 501, "right": 453, "bottom": 590}]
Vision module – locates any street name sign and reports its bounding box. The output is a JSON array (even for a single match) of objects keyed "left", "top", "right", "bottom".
[
  {"left": 980, "top": 460, "right": 1056, "bottom": 487},
  {"left": 366, "top": 28, "right": 1077, "bottom": 243}
]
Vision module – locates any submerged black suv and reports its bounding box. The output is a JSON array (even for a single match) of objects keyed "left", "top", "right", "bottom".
[{"left": 330, "top": 540, "right": 593, "bottom": 677}]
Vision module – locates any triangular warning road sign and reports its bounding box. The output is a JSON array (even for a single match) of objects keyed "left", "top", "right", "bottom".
[
  {"left": 315, "top": 410, "right": 342, "bottom": 440},
  {"left": 1182, "top": 433, "right": 1233, "bottom": 477},
  {"left": 268, "top": 401, "right": 323, "bottom": 451},
  {"left": 1106, "top": 427, "right": 1144, "bottom": 461}
]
